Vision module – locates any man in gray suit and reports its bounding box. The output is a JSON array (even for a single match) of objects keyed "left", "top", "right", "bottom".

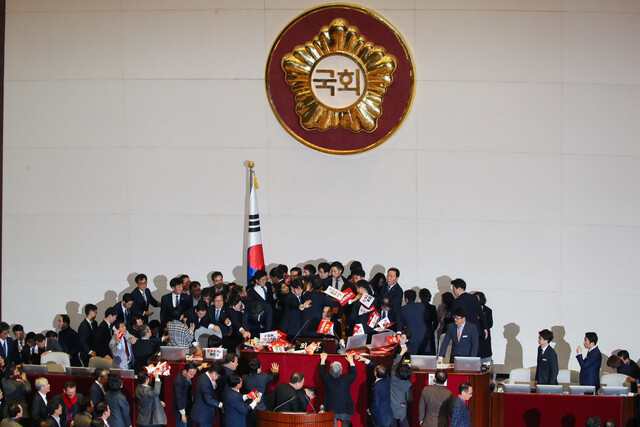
[
  {"left": 419, "top": 370, "right": 453, "bottom": 427},
  {"left": 135, "top": 370, "right": 167, "bottom": 427}
]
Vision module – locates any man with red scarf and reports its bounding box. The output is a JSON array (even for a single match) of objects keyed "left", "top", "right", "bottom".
[{"left": 56, "top": 381, "right": 84, "bottom": 427}]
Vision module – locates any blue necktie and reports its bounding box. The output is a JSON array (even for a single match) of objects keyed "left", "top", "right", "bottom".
[{"left": 175, "top": 295, "right": 179, "bottom": 307}]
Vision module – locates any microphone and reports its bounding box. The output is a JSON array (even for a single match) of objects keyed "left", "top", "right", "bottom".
[
  {"left": 273, "top": 395, "right": 297, "bottom": 412},
  {"left": 290, "top": 318, "right": 311, "bottom": 344}
]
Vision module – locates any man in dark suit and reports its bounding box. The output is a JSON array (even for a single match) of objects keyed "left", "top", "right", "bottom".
[
  {"left": 94, "top": 308, "right": 117, "bottom": 359},
  {"left": 361, "top": 359, "right": 393, "bottom": 427},
  {"left": 222, "top": 374, "right": 260, "bottom": 427},
  {"left": 617, "top": 350, "right": 640, "bottom": 379},
  {"left": 0, "top": 322, "right": 19, "bottom": 365},
  {"left": 398, "top": 290, "right": 428, "bottom": 355},
  {"left": 271, "top": 372, "right": 306, "bottom": 412},
  {"left": 132, "top": 325, "right": 161, "bottom": 374},
  {"left": 217, "top": 353, "right": 239, "bottom": 402},
  {"left": 31, "top": 378, "right": 50, "bottom": 427},
  {"left": 378, "top": 268, "right": 404, "bottom": 314},
  {"left": 33, "top": 334, "right": 64, "bottom": 365},
  {"left": 184, "top": 302, "right": 212, "bottom": 331},
  {"left": 113, "top": 294, "right": 134, "bottom": 328},
  {"left": 77, "top": 304, "right": 98, "bottom": 366},
  {"left": 450, "top": 382, "right": 473, "bottom": 427},
  {"left": 377, "top": 298, "right": 398, "bottom": 332},
  {"left": 535, "top": 328, "right": 559, "bottom": 385},
  {"left": 173, "top": 363, "right": 198, "bottom": 427},
  {"left": 319, "top": 352, "right": 357, "bottom": 426},
  {"left": 57, "top": 315, "right": 81, "bottom": 366},
  {"left": 437, "top": 308, "right": 479, "bottom": 363},
  {"left": 131, "top": 273, "right": 160, "bottom": 324},
  {"left": 419, "top": 288, "right": 439, "bottom": 356},
  {"left": 301, "top": 281, "right": 339, "bottom": 335},
  {"left": 245, "top": 270, "right": 274, "bottom": 331},
  {"left": 160, "top": 277, "right": 192, "bottom": 327},
  {"left": 241, "top": 359, "right": 279, "bottom": 410},
  {"left": 206, "top": 294, "right": 230, "bottom": 337},
  {"left": 71, "top": 398, "right": 93, "bottom": 427},
  {"left": 89, "top": 369, "right": 108, "bottom": 407},
  {"left": 280, "top": 280, "right": 306, "bottom": 338},
  {"left": 328, "top": 261, "right": 348, "bottom": 290},
  {"left": 576, "top": 331, "right": 602, "bottom": 387},
  {"left": 56, "top": 382, "right": 83, "bottom": 427},
  {"left": 450, "top": 278, "right": 488, "bottom": 340},
  {"left": 190, "top": 365, "right": 223, "bottom": 426},
  {"left": 242, "top": 302, "right": 269, "bottom": 339}
]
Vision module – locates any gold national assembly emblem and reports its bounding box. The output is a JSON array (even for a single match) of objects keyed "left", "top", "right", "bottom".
[{"left": 266, "top": 4, "right": 415, "bottom": 155}]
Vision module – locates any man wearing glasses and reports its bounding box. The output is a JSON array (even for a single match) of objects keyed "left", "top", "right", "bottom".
[
  {"left": 436, "top": 307, "right": 478, "bottom": 364},
  {"left": 450, "top": 383, "right": 473, "bottom": 427}
]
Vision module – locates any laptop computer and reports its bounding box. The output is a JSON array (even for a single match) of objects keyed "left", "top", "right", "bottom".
[
  {"left": 503, "top": 383, "right": 531, "bottom": 393},
  {"left": 600, "top": 386, "right": 628, "bottom": 396},
  {"left": 569, "top": 385, "right": 596, "bottom": 395},
  {"left": 111, "top": 369, "right": 136, "bottom": 379},
  {"left": 536, "top": 384, "right": 563, "bottom": 394},
  {"left": 66, "top": 367, "right": 91, "bottom": 376},
  {"left": 454, "top": 356, "right": 481, "bottom": 371},
  {"left": 370, "top": 332, "right": 395, "bottom": 349},
  {"left": 22, "top": 364, "right": 48, "bottom": 374},
  {"left": 160, "top": 346, "right": 187, "bottom": 360},
  {"left": 410, "top": 355, "right": 438, "bottom": 371},
  {"left": 345, "top": 334, "right": 367, "bottom": 350}
]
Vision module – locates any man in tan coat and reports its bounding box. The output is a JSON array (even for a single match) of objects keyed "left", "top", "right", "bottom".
[{"left": 419, "top": 369, "right": 453, "bottom": 427}]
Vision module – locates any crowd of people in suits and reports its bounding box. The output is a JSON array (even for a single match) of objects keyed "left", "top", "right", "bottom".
[{"left": 2, "top": 260, "right": 635, "bottom": 427}]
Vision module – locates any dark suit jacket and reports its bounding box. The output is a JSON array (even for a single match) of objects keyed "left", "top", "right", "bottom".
[
  {"left": 451, "top": 292, "right": 488, "bottom": 334},
  {"left": 131, "top": 288, "right": 159, "bottom": 320},
  {"left": 77, "top": 318, "right": 97, "bottom": 364},
  {"left": 160, "top": 292, "right": 192, "bottom": 326},
  {"left": 72, "top": 413, "right": 92, "bottom": 427},
  {"left": 89, "top": 382, "right": 105, "bottom": 407},
  {"left": 535, "top": 345, "right": 559, "bottom": 385},
  {"left": 190, "top": 373, "right": 222, "bottom": 424},
  {"left": 241, "top": 371, "right": 278, "bottom": 397},
  {"left": 242, "top": 312, "right": 269, "bottom": 339},
  {"left": 113, "top": 302, "right": 133, "bottom": 328},
  {"left": 94, "top": 321, "right": 114, "bottom": 358},
  {"left": 58, "top": 327, "right": 81, "bottom": 366},
  {"left": 57, "top": 392, "right": 83, "bottom": 427},
  {"left": 172, "top": 371, "right": 193, "bottom": 416},
  {"left": 105, "top": 390, "right": 130, "bottom": 427},
  {"left": 206, "top": 306, "right": 230, "bottom": 336},
  {"left": 301, "top": 291, "right": 338, "bottom": 326},
  {"left": 320, "top": 362, "right": 357, "bottom": 414},
  {"left": 280, "top": 293, "right": 304, "bottom": 337},
  {"left": 399, "top": 302, "right": 427, "bottom": 355},
  {"left": 272, "top": 383, "right": 304, "bottom": 412},
  {"left": 577, "top": 346, "right": 602, "bottom": 387},
  {"left": 226, "top": 307, "right": 244, "bottom": 340},
  {"left": 222, "top": 388, "right": 250, "bottom": 427},
  {"left": 370, "top": 376, "right": 393, "bottom": 427},
  {"left": 132, "top": 338, "right": 161, "bottom": 374},
  {"left": 377, "top": 309, "right": 398, "bottom": 332},
  {"left": 183, "top": 308, "right": 212, "bottom": 331},
  {"left": 450, "top": 396, "right": 470, "bottom": 427},
  {"left": 424, "top": 302, "right": 439, "bottom": 354},
  {"left": 0, "top": 337, "right": 19, "bottom": 365},
  {"left": 31, "top": 392, "right": 48, "bottom": 426},
  {"left": 438, "top": 322, "right": 479, "bottom": 360},
  {"left": 246, "top": 286, "right": 274, "bottom": 331},
  {"left": 379, "top": 283, "right": 404, "bottom": 313}
]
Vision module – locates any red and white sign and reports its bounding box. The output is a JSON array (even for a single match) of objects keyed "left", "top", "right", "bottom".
[{"left": 317, "top": 319, "right": 333, "bottom": 335}]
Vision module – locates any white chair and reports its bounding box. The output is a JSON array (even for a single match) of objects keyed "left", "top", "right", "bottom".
[
  {"left": 508, "top": 368, "right": 532, "bottom": 384},
  {"left": 88, "top": 356, "right": 113, "bottom": 370},
  {"left": 40, "top": 352, "right": 71, "bottom": 368},
  {"left": 558, "top": 369, "right": 579, "bottom": 384},
  {"left": 600, "top": 373, "right": 628, "bottom": 387}
]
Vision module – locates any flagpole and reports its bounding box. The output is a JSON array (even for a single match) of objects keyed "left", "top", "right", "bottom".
[{"left": 246, "top": 161, "right": 265, "bottom": 285}]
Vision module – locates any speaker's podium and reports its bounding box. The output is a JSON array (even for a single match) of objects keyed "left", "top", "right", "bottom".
[{"left": 256, "top": 409, "right": 334, "bottom": 427}]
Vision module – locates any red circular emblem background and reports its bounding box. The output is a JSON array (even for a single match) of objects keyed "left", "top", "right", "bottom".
[{"left": 266, "top": 4, "right": 415, "bottom": 155}]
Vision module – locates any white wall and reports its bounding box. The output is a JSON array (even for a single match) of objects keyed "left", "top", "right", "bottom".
[{"left": 3, "top": 0, "right": 640, "bottom": 373}]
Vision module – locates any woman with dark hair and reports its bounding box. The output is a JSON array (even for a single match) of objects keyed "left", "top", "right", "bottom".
[
  {"left": 419, "top": 288, "right": 439, "bottom": 355},
  {"left": 473, "top": 291, "right": 493, "bottom": 363},
  {"left": 436, "top": 292, "right": 455, "bottom": 354},
  {"left": 105, "top": 374, "right": 131, "bottom": 427},
  {"left": 369, "top": 272, "right": 386, "bottom": 296}
]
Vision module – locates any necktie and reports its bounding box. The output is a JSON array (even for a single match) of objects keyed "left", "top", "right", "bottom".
[
  {"left": 175, "top": 295, "right": 179, "bottom": 307},
  {"left": 457, "top": 325, "right": 462, "bottom": 341},
  {"left": 335, "top": 279, "right": 339, "bottom": 288},
  {"left": 124, "top": 338, "right": 130, "bottom": 360},
  {"left": 297, "top": 296, "right": 301, "bottom": 304},
  {"left": 141, "top": 289, "right": 147, "bottom": 303},
  {"left": 124, "top": 308, "right": 128, "bottom": 324},
  {"left": 216, "top": 309, "right": 220, "bottom": 322},
  {"left": 2, "top": 341, "right": 6, "bottom": 357}
]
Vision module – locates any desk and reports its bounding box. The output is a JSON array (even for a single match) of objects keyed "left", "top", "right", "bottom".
[
  {"left": 255, "top": 408, "right": 333, "bottom": 427},
  {"left": 26, "top": 372, "right": 136, "bottom": 425},
  {"left": 240, "top": 349, "right": 394, "bottom": 427},
  {"left": 491, "top": 391, "right": 639, "bottom": 426},
  {"left": 410, "top": 369, "right": 491, "bottom": 427}
]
